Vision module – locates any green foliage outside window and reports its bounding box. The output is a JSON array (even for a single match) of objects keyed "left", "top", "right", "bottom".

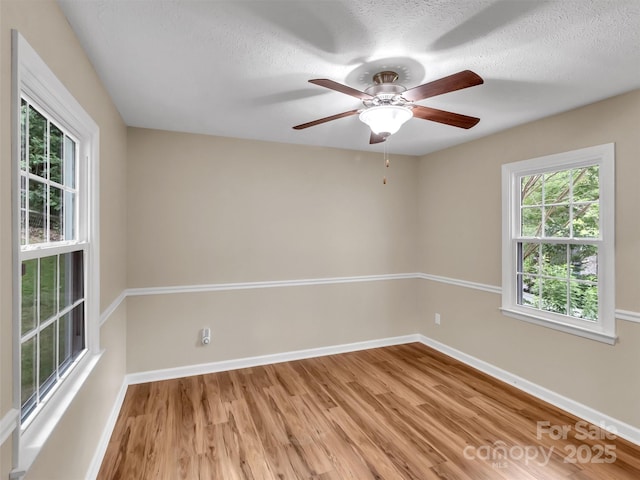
[{"left": 519, "top": 166, "right": 600, "bottom": 321}]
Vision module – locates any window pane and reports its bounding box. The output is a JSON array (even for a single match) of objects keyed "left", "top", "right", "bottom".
[
  {"left": 20, "top": 99, "right": 27, "bottom": 171},
  {"left": 570, "top": 245, "right": 598, "bottom": 282},
  {"left": 573, "top": 203, "right": 599, "bottom": 238},
  {"left": 59, "top": 251, "right": 84, "bottom": 308},
  {"left": 543, "top": 169, "right": 571, "bottom": 205},
  {"left": 50, "top": 187, "right": 63, "bottom": 241},
  {"left": 570, "top": 282, "right": 598, "bottom": 321},
  {"left": 20, "top": 176, "right": 27, "bottom": 245},
  {"left": 541, "top": 278, "right": 568, "bottom": 315},
  {"left": 28, "top": 105, "right": 47, "bottom": 179},
  {"left": 21, "top": 336, "right": 37, "bottom": 407},
  {"left": 28, "top": 179, "right": 47, "bottom": 243},
  {"left": 521, "top": 174, "right": 542, "bottom": 205},
  {"left": 50, "top": 124, "right": 63, "bottom": 184},
  {"left": 521, "top": 207, "right": 542, "bottom": 237},
  {"left": 544, "top": 205, "right": 570, "bottom": 237},
  {"left": 64, "top": 191, "right": 76, "bottom": 240},
  {"left": 39, "top": 322, "right": 56, "bottom": 392},
  {"left": 518, "top": 274, "right": 540, "bottom": 309},
  {"left": 21, "top": 260, "right": 38, "bottom": 335},
  {"left": 573, "top": 165, "right": 599, "bottom": 203},
  {"left": 70, "top": 303, "right": 86, "bottom": 359},
  {"left": 39, "top": 255, "right": 58, "bottom": 322},
  {"left": 64, "top": 135, "right": 76, "bottom": 189},
  {"left": 519, "top": 242, "right": 540, "bottom": 274},
  {"left": 541, "top": 243, "right": 567, "bottom": 278},
  {"left": 59, "top": 312, "right": 71, "bottom": 368}
]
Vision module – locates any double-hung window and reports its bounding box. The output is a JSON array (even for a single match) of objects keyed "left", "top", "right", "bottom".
[
  {"left": 13, "top": 31, "right": 100, "bottom": 472},
  {"left": 19, "top": 98, "right": 86, "bottom": 421},
  {"left": 501, "top": 144, "right": 615, "bottom": 344}
]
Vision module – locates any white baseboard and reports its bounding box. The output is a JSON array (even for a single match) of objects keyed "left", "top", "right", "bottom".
[
  {"left": 417, "top": 334, "right": 640, "bottom": 446},
  {"left": 85, "top": 380, "right": 129, "bottom": 480},
  {"left": 126, "top": 334, "right": 421, "bottom": 385}
]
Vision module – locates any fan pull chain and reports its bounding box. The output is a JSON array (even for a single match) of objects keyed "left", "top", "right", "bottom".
[{"left": 383, "top": 141, "right": 390, "bottom": 185}]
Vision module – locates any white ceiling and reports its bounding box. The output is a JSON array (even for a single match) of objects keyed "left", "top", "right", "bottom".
[{"left": 57, "top": 0, "right": 640, "bottom": 156}]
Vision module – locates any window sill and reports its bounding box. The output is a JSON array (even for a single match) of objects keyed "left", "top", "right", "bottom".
[
  {"left": 15, "top": 350, "right": 103, "bottom": 475},
  {"left": 500, "top": 307, "right": 617, "bottom": 345}
]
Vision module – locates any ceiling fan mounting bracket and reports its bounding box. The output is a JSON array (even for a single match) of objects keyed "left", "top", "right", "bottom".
[
  {"left": 365, "top": 71, "right": 407, "bottom": 101},
  {"left": 372, "top": 71, "right": 399, "bottom": 85}
]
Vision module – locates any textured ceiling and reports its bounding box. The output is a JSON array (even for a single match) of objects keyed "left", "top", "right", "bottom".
[{"left": 57, "top": 0, "right": 640, "bottom": 156}]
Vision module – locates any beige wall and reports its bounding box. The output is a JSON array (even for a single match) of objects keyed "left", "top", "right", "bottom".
[
  {"left": 0, "top": 0, "right": 128, "bottom": 478},
  {"left": 126, "top": 129, "right": 421, "bottom": 371},
  {"left": 417, "top": 90, "right": 640, "bottom": 427},
  {"left": 127, "top": 129, "right": 418, "bottom": 286},
  {"left": 128, "top": 280, "right": 419, "bottom": 373}
]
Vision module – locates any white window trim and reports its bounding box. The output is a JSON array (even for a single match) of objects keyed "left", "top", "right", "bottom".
[
  {"left": 11, "top": 30, "right": 101, "bottom": 475},
  {"left": 500, "top": 143, "right": 616, "bottom": 345}
]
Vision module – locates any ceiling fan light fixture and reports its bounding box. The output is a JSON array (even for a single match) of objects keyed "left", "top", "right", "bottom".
[{"left": 359, "top": 105, "right": 412, "bottom": 136}]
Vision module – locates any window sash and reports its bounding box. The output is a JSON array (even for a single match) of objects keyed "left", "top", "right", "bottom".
[
  {"left": 514, "top": 239, "right": 600, "bottom": 320},
  {"left": 18, "top": 245, "right": 87, "bottom": 423},
  {"left": 20, "top": 97, "right": 80, "bottom": 248}
]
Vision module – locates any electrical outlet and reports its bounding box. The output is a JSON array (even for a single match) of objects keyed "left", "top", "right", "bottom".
[
  {"left": 202, "top": 327, "right": 211, "bottom": 345},
  {"left": 435, "top": 313, "right": 441, "bottom": 325}
]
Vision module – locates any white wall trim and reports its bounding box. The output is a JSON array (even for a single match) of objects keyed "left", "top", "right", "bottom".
[
  {"left": 99, "top": 273, "right": 639, "bottom": 327},
  {"left": 417, "top": 334, "right": 640, "bottom": 446},
  {"left": 126, "top": 273, "right": 418, "bottom": 297},
  {"left": 99, "top": 291, "right": 127, "bottom": 327},
  {"left": 126, "top": 334, "right": 421, "bottom": 385},
  {"left": 615, "top": 309, "right": 640, "bottom": 324},
  {"left": 85, "top": 380, "right": 128, "bottom": 480},
  {"left": 1, "top": 409, "right": 20, "bottom": 446},
  {"left": 416, "top": 272, "right": 502, "bottom": 295}
]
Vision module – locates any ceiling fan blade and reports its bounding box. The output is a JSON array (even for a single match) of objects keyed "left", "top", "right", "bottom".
[
  {"left": 412, "top": 105, "right": 480, "bottom": 129},
  {"left": 292, "top": 109, "right": 360, "bottom": 130},
  {"left": 403, "top": 70, "right": 484, "bottom": 102},
  {"left": 369, "top": 132, "right": 387, "bottom": 144},
  {"left": 309, "top": 79, "right": 373, "bottom": 100}
]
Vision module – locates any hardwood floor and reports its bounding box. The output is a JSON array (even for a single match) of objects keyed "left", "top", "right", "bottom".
[{"left": 98, "top": 343, "right": 640, "bottom": 479}]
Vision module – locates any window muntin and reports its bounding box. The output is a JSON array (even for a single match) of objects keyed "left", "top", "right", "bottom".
[
  {"left": 19, "top": 98, "right": 86, "bottom": 422},
  {"left": 516, "top": 165, "right": 600, "bottom": 321},
  {"left": 20, "top": 99, "right": 78, "bottom": 247},
  {"left": 501, "top": 144, "right": 615, "bottom": 344}
]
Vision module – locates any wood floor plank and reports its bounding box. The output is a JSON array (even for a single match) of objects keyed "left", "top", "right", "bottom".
[
  {"left": 226, "top": 399, "right": 277, "bottom": 480},
  {"left": 325, "top": 405, "right": 413, "bottom": 479},
  {"left": 98, "top": 343, "right": 640, "bottom": 479}
]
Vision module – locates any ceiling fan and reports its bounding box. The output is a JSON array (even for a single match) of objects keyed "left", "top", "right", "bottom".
[{"left": 293, "top": 70, "right": 484, "bottom": 144}]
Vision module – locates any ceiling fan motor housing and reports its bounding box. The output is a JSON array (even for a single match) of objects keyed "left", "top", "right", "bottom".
[{"left": 364, "top": 71, "right": 411, "bottom": 108}]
